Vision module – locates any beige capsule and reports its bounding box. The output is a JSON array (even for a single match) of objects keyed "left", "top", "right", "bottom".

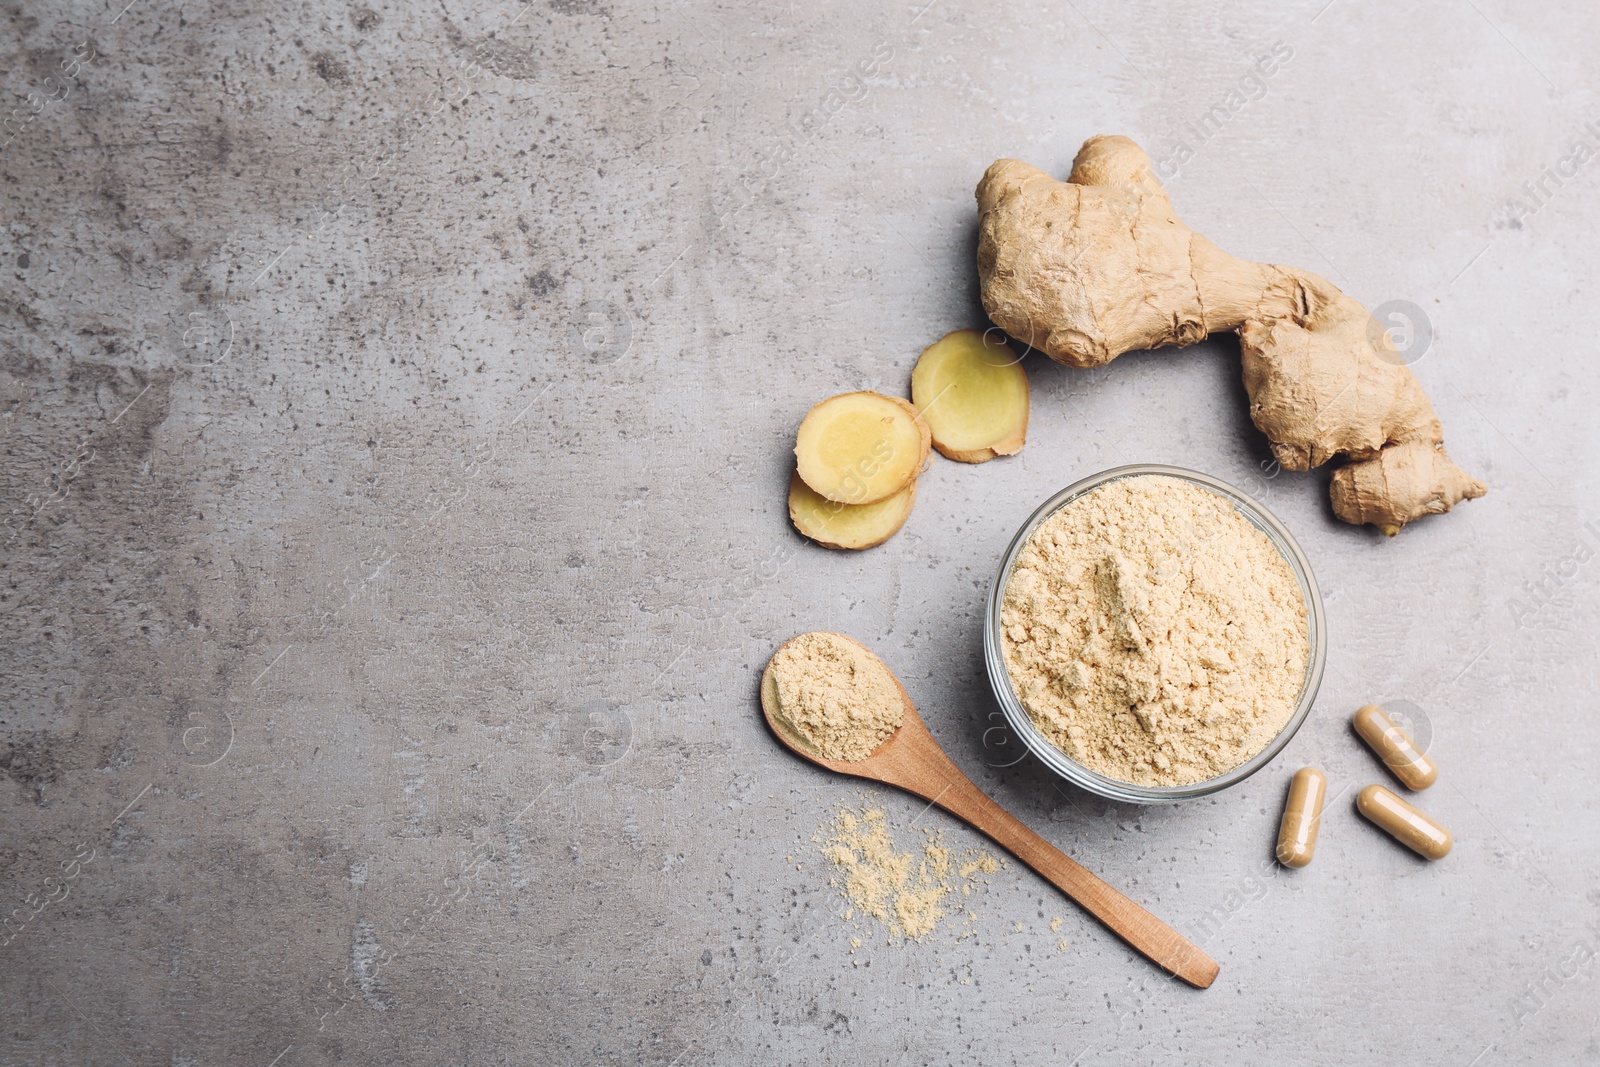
[
  {"left": 1275, "top": 767, "right": 1326, "bottom": 869},
  {"left": 1352, "top": 704, "right": 1437, "bottom": 790},
  {"left": 1356, "top": 785, "right": 1452, "bottom": 860}
]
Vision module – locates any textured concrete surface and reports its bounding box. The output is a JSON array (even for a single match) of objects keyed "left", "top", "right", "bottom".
[{"left": 3, "top": 0, "right": 1598, "bottom": 1063}]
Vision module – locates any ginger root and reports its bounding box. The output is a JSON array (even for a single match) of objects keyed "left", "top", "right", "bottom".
[
  {"left": 911, "top": 329, "right": 1030, "bottom": 463},
  {"left": 976, "top": 135, "right": 1485, "bottom": 533},
  {"left": 794, "top": 391, "right": 930, "bottom": 505},
  {"left": 788, "top": 471, "right": 917, "bottom": 550}
]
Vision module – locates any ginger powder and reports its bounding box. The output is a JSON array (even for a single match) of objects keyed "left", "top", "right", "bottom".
[
  {"left": 1000, "top": 475, "right": 1308, "bottom": 786},
  {"left": 820, "top": 803, "right": 1000, "bottom": 941},
  {"left": 767, "top": 632, "right": 903, "bottom": 761}
]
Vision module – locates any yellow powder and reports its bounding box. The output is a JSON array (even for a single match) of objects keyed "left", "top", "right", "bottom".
[
  {"left": 820, "top": 804, "right": 997, "bottom": 941},
  {"left": 958, "top": 855, "right": 998, "bottom": 878},
  {"left": 1049, "top": 916, "right": 1063, "bottom": 932},
  {"left": 1001, "top": 475, "right": 1308, "bottom": 786},
  {"left": 768, "top": 632, "right": 903, "bottom": 761}
]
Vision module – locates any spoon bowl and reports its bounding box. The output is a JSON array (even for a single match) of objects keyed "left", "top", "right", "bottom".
[{"left": 761, "top": 632, "right": 1219, "bottom": 989}]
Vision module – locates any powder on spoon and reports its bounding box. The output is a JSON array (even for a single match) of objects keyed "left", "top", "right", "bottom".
[
  {"left": 1000, "top": 475, "right": 1308, "bottom": 786},
  {"left": 767, "top": 631, "right": 903, "bottom": 761}
]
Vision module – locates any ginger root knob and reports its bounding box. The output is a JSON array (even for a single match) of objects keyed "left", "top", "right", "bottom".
[{"left": 975, "top": 135, "right": 1485, "bottom": 533}]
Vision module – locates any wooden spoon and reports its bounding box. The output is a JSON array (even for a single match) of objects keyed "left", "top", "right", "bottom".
[{"left": 761, "top": 633, "right": 1219, "bottom": 989}]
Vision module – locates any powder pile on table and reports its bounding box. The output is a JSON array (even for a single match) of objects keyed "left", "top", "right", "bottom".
[{"left": 820, "top": 804, "right": 999, "bottom": 941}]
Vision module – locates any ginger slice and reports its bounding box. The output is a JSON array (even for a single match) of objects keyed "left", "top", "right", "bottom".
[
  {"left": 911, "top": 329, "right": 1030, "bottom": 463},
  {"left": 788, "top": 471, "right": 916, "bottom": 550},
  {"left": 794, "top": 391, "right": 930, "bottom": 505}
]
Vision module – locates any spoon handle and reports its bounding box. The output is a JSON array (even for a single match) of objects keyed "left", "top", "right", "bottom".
[{"left": 928, "top": 768, "right": 1220, "bottom": 989}]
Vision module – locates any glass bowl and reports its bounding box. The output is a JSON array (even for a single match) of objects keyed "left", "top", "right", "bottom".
[{"left": 983, "top": 464, "right": 1327, "bottom": 804}]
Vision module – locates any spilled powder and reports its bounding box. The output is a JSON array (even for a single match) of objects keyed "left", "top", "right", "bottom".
[
  {"left": 1001, "top": 475, "right": 1308, "bottom": 786},
  {"left": 768, "top": 632, "right": 903, "bottom": 761},
  {"left": 819, "top": 804, "right": 998, "bottom": 941}
]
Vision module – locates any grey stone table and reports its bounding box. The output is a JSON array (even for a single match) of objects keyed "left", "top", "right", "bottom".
[{"left": 3, "top": 1, "right": 1596, "bottom": 1063}]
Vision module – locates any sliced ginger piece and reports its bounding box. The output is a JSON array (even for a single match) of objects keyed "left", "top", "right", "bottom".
[
  {"left": 788, "top": 471, "right": 916, "bottom": 550},
  {"left": 794, "top": 391, "right": 930, "bottom": 504},
  {"left": 911, "top": 329, "right": 1029, "bottom": 463}
]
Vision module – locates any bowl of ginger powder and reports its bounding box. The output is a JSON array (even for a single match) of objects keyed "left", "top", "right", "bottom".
[{"left": 985, "top": 465, "right": 1326, "bottom": 803}]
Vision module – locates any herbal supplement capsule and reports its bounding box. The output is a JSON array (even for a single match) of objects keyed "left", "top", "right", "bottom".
[
  {"left": 1356, "top": 785, "right": 1452, "bottom": 860},
  {"left": 1352, "top": 704, "right": 1437, "bottom": 790},
  {"left": 1275, "top": 767, "right": 1326, "bottom": 869}
]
